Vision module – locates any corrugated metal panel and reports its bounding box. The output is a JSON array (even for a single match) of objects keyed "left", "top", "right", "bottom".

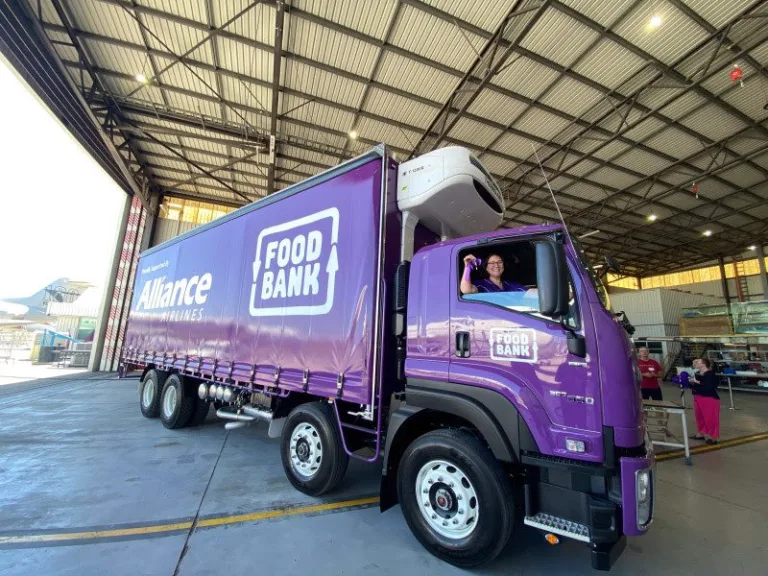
[
  {"left": 566, "top": 182, "right": 607, "bottom": 203},
  {"left": 282, "top": 144, "right": 339, "bottom": 169},
  {"left": 538, "top": 77, "right": 605, "bottom": 118},
  {"left": 280, "top": 121, "right": 346, "bottom": 152},
  {"left": 32, "top": 0, "right": 63, "bottom": 26},
  {"left": 154, "top": 218, "right": 200, "bottom": 245},
  {"left": 163, "top": 89, "right": 221, "bottom": 119},
  {"left": 680, "top": 0, "right": 759, "bottom": 28},
  {"left": 351, "top": 115, "right": 418, "bottom": 150},
  {"left": 141, "top": 0, "right": 208, "bottom": 24},
  {"left": 138, "top": 13, "right": 212, "bottom": 63},
  {"left": 292, "top": 0, "right": 397, "bottom": 41},
  {"left": 718, "top": 164, "right": 766, "bottom": 189},
  {"left": 216, "top": 36, "right": 271, "bottom": 82},
  {"left": 588, "top": 165, "right": 640, "bottom": 190},
  {"left": 152, "top": 53, "right": 219, "bottom": 99},
  {"left": 621, "top": 116, "right": 667, "bottom": 142},
  {"left": 719, "top": 214, "right": 753, "bottom": 228},
  {"left": 376, "top": 50, "right": 458, "bottom": 102},
  {"left": 286, "top": 16, "right": 379, "bottom": 77},
  {"left": 491, "top": 56, "right": 560, "bottom": 101},
  {"left": 512, "top": 109, "right": 572, "bottom": 141},
  {"left": 651, "top": 91, "right": 707, "bottom": 121},
  {"left": 660, "top": 289, "right": 726, "bottom": 325},
  {"left": 67, "top": 0, "right": 145, "bottom": 45},
  {"left": 467, "top": 90, "right": 528, "bottom": 127},
  {"left": 364, "top": 87, "right": 436, "bottom": 131},
  {"left": 521, "top": 8, "right": 600, "bottom": 68},
  {"left": 282, "top": 58, "right": 364, "bottom": 108},
  {"left": 448, "top": 118, "right": 501, "bottom": 149},
  {"left": 419, "top": 0, "right": 512, "bottom": 32},
  {"left": 701, "top": 60, "right": 758, "bottom": 96},
  {"left": 610, "top": 290, "right": 664, "bottom": 325},
  {"left": 219, "top": 74, "right": 271, "bottom": 128},
  {"left": 52, "top": 43, "right": 80, "bottom": 64},
  {"left": 279, "top": 94, "right": 355, "bottom": 135},
  {"left": 216, "top": 1, "right": 274, "bottom": 43},
  {"left": 613, "top": 3, "right": 710, "bottom": 66},
  {"left": 390, "top": 3, "right": 485, "bottom": 71},
  {"left": 557, "top": 0, "right": 636, "bottom": 28},
  {"left": 588, "top": 141, "right": 632, "bottom": 163},
  {"left": 141, "top": 154, "right": 190, "bottom": 172},
  {"left": 720, "top": 79, "right": 768, "bottom": 123},
  {"left": 728, "top": 135, "right": 768, "bottom": 156},
  {"left": 662, "top": 191, "right": 705, "bottom": 210},
  {"left": 612, "top": 149, "right": 673, "bottom": 175},
  {"left": 678, "top": 104, "right": 747, "bottom": 141},
  {"left": 573, "top": 39, "right": 648, "bottom": 90},
  {"left": 644, "top": 127, "right": 704, "bottom": 158},
  {"left": 567, "top": 158, "right": 602, "bottom": 178}
]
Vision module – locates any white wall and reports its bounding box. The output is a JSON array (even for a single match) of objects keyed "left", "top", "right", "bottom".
[{"left": 653, "top": 276, "right": 766, "bottom": 302}]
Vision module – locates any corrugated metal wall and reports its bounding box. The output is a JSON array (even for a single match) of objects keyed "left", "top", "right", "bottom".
[
  {"left": 666, "top": 277, "right": 766, "bottom": 301},
  {"left": 151, "top": 218, "right": 199, "bottom": 247}
]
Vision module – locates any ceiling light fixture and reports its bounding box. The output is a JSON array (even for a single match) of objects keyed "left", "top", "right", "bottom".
[
  {"left": 578, "top": 229, "right": 600, "bottom": 239},
  {"left": 749, "top": 245, "right": 757, "bottom": 251},
  {"left": 348, "top": 130, "right": 358, "bottom": 140},
  {"left": 702, "top": 229, "right": 713, "bottom": 237},
  {"left": 647, "top": 214, "right": 658, "bottom": 222},
  {"left": 649, "top": 15, "right": 662, "bottom": 28},
  {"left": 135, "top": 72, "right": 147, "bottom": 83}
]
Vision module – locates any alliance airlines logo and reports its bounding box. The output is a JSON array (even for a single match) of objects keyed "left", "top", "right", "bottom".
[
  {"left": 249, "top": 208, "right": 339, "bottom": 317},
  {"left": 135, "top": 272, "right": 213, "bottom": 322}
]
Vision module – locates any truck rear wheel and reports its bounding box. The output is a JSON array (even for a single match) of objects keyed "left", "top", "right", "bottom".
[
  {"left": 139, "top": 369, "right": 167, "bottom": 418},
  {"left": 159, "top": 374, "right": 195, "bottom": 429},
  {"left": 280, "top": 403, "right": 349, "bottom": 496},
  {"left": 397, "top": 429, "right": 514, "bottom": 568}
]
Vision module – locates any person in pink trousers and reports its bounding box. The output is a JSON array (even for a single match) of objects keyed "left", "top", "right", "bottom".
[{"left": 690, "top": 357, "right": 720, "bottom": 445}]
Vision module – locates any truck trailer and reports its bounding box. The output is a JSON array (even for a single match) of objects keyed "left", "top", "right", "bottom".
[{"left": 121, "top": 145, "right": 654, "bottom": 570}]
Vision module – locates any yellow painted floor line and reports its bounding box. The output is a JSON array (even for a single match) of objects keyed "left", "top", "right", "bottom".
[
  {"left": 3, "top": 433, "right": 768, "bottom": 547},
  {"left": 0, "top": 497, "right": 379, "bottom": 546},
  {"left": 655, "top": 431, "right": 768, "bottom": 461}
]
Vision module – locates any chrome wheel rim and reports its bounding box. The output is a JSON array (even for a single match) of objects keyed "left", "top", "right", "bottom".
[
  {"left": 142, "top": 380, "right": 155, "bottom": 408},
  {"left": 163, "top": 385, "right": 177, "bottom": 418},
  {"left": 289, "top": 423, "right": 323, "bottom": 479},
  {"left": 415, "top": 459, "right": 479, "bottom": 539}
]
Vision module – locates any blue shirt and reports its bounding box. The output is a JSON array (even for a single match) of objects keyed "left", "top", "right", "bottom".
[{"left": 474, "top": 279, "right": 526, "bottom": 293}]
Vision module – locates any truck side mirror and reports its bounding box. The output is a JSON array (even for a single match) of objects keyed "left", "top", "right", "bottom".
[{"left": 536, "top": 241, "right": 569, "bottom": 317}]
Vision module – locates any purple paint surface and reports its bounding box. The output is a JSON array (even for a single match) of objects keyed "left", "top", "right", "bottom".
[{"left": 124, "top": 159, "right": 384, "bottom": 405}]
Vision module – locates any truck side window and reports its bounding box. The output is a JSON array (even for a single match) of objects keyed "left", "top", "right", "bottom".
[{"left": 459, "top": 242, "right": 580, "bottom": 329}]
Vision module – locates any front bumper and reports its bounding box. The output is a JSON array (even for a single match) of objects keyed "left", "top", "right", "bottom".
[{"left": 620, "top": 449, "right": 656, "bottom": 536}]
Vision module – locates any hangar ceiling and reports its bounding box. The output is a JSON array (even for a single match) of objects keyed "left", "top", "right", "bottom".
[{"left": 3, "top": 0, "right": 768, "bottom": 275}]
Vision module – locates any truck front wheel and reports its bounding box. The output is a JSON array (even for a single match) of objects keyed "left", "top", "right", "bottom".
[
  {"left": 280, "top": 403, "right": 349, "bottom": 496},
  {"left": 139, "top": 369, "right": 167, "bottom": 418},
  {"left": 397, "top": 429, "right": 514, "bottom": 568},
  {"left": 159, "top": 374, "right": 195, "bottom": 429}
]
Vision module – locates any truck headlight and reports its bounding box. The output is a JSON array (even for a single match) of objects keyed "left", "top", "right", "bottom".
[{"left": 636, "top": 469, "right": 653, "bottom": 527}]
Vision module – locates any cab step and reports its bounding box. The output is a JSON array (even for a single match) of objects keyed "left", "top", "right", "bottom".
[{"left": 523, "top": 512, "right": 590, "bottom": 543}]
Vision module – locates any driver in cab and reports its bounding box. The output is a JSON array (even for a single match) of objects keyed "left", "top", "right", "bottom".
[{"left": 460, "top": 254, "right": 526, "bottom": 295}]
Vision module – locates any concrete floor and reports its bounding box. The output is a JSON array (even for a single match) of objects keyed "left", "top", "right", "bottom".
[{"left": 1, "top": 375, "right": 767, "bottom": 576}]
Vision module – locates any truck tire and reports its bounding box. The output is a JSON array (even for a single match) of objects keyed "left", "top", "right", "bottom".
[
  {"left": 396, "top": 429, "right": 514, "bottom": 568},
  {"left": 139, "top": 369, "right": 167, "bottom": 418},
  {"left": 280, "top": 403, "right": 349, "bottom": 496},
  {"left": 186, "top": 396, "right": 210, "bottom": 427},
  {"left": 159, "top": 374, "right": 195, "bottom": 429}
]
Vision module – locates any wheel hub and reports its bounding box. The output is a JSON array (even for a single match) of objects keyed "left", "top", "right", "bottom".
[
  {"left": 415, "top": 459, "right": 479, "bottom": 540},
  {"left": 289, "top": 423, "right": 323, "bottom": 479}
]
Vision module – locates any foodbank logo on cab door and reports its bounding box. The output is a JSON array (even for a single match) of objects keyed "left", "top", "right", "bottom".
[{"left": 249, "top": 207, "right": 340, "bottom": 317}]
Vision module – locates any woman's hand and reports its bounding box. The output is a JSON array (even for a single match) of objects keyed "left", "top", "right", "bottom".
[{"left": 463, "top": 254, "right": 477, "bottom": 268}]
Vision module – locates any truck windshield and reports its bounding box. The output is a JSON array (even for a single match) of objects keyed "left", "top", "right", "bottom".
[{"left": 570, "top": 236, "right": 610, "bottom": 310}]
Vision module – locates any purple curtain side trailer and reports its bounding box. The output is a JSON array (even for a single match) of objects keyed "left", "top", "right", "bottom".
[{"left": 121, "top": 144, "right": 654, "bottom": 570}]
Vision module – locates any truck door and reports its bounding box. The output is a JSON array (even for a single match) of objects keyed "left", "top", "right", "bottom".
[{"left": 449, "top": 237, "right": 604, "bottom": 461}]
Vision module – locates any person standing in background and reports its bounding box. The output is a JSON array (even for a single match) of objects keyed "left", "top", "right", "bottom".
[
  {"left": 637, "top": 346, "right": 663, "bottom": 401},
  {"left": 690, "top": 357, "right": 720, "bottom": 444}
]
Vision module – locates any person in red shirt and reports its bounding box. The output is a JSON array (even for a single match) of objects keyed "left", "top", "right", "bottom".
[{"left": 637, "top": 346, "right": 663, "bottom": 401}]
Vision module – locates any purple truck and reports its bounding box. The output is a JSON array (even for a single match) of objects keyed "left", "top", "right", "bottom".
[{"left": 121, "top": 145, "right": 654, "bottom": 570}]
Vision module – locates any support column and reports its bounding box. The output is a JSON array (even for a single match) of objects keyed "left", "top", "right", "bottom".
[
  {"left": 757, "top": 244, "right": 768, "bottom": 300},
  {"left": 139, "top": 190, "right": 160, "bottom": 252},
  {"left": 718, "top": 256, "right": 734, "bottom": 333},
  {"left": 89, "top": 194, "right": 147, "bottom": 372}
]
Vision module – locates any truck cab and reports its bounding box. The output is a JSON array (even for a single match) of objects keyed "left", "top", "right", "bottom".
[{"left": 382, "top": 147, "right": 654, "bottom": 570}]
